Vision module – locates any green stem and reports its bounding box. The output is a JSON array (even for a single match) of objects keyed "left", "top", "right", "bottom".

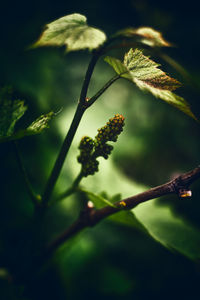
[
  {"left": 41, "top": 50, "right": 103, "bottom": 207},
  {"left": 55, "top": 172, "right": 83, "bottom": 202},
  {"left": 42, "top": 104, "right": 85, "bottom": 206},
  {"left": 79, "top": 51, "right": 100, "bottom": 104},
  {"left": 14, "top": 141, "right": 40, "bottom": 206},
  {"left": 87, "top": 74, "right": 120, "bottom": 108}
]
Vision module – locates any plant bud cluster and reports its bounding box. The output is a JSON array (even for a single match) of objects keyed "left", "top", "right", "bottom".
[
  {"left": 77, "top": 114, "right": 125, "bottom": 177},
  {"left": 77, "top": 136, "right": 99, "bottom": 176},
  {"left": 95, "top": 114, "right": 125, "bottom": 143}
]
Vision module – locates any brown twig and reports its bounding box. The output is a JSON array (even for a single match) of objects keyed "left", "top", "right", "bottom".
[{"left": 44, "top": 165, "right": 200, "bottom": 258}]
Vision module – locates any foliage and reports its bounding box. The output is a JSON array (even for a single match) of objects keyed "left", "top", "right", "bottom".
[
  {"left": 1, "top": 11, "right": 200, "bottom": 300},
  {"left": 105, "top": 48, "right": 196, "bottom": 120},
  {"left": 0, "top": 86, "right": 55, "bottom": 142},
  {"left": 0, "top": 86, "right": 27, "bottom": 137},
  {"left": 32, "top": 13, "right": 106, "bottom": 52},
  {"left": 114, "top": 26, "right": 171, "bottom": 47}
]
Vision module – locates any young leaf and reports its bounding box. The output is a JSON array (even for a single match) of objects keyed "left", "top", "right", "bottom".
[
  {"left": 114, "top": 27, "right": 171, "bottom": 47},
  {"left": 0, "top": 87, "right": 27, "bottom": 137},
  {"left": 105, "top": 48, "right": 197, "bottom": 120},
  {"left": 0, "top": 111, "right": 55, "bottom": 143},
  {"left": 32, "top": 13, "right": 107, "bottom": 53},
  {"left": 134, "top": 199, "right": 200, "bottom": 261},
  {"left": 25, "top": 111, "right": 55, "bottom": 135}
]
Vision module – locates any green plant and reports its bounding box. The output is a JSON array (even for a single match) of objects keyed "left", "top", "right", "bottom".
[{"left": 1, "top": 13, "right": 200, "bottom": 298}]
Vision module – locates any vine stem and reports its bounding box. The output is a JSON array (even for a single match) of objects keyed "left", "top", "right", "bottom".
[
  {"left": 87, "top": 74, "right": 120, "bottom": 107},
  {"left": 79, "top": 51, "right": 100, "bottom": 104},
  {"left": 42, "top": 103, "right": 85, "bottom": 206},
  {"left": 42, "top": 51, "right": 102, "bottom": 206}
]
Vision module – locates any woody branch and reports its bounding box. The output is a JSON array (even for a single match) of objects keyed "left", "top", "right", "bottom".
[{"left": 45, "top": 165, "right": 200, "bottom": 257}]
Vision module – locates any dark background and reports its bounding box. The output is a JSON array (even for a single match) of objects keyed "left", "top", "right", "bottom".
[{"left": 0, "top": 1, "right": 200, "bottom": 299}]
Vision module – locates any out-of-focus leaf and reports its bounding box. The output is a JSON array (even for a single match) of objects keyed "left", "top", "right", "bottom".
[
  {"left": 0, "top": 87, "right": 27, "bottom": 138},
  {"left": 109, "top": 210, "right": 148, "bottom": 234},
  {"left": 105, "top": 48, "right": 197, "bottom": 120},
  {"left": 134, "top": 199, "right": 200, "bottom": 261},
  {"left": 0, "top": 111, "right": 55, "bottom": 143},
  {"left": 25, "top": 111, "right": 54, "bottom": 134},
  {"left": 32, "top": 13, "right": 107, "bottom": 53},
  {"left": 115, "top": 27, "right": 171, "bottom": 47}
]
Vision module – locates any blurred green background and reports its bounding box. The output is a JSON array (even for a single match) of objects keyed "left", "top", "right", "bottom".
[{"left": 1, "top": 0, "right": 200, "bottom": 299}]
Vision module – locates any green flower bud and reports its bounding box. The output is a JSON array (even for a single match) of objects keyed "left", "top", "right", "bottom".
[
  {"left": 95, "top": 114, "right": 125, "bottom": 143},
  {"left": 79, "top": 136, "right": 94, "bottom": 151},
  {"left": 77, "top": 114, "right": 125, "bottom": 177},
  {"left": 82, "top": 159, "right": 99, "bottom": 177},
  {"left": 77, "top": 136, "right": 94, "bottom": 164},
  {"left": 94, "top": 142, "right": 113, "bottom": 158}
]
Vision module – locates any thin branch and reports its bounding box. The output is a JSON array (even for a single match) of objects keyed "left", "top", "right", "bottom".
[
  {"left": 79, "top": 51, "right": 100, "bottom": 104},
  {"left": 14, "top": 141, "right": 40, "bottom": 206},
  {"left": 79, "top": 40, "right": 119, "bottom": 104},
  {"left": 87, "top": 74, "right": 121, "bottom": 108},
  {"left": 42, "top": 104, "right": 85, "bottom": 206},
  {"left": 45, "top": 166, "right": 200, "bottom": 257}
]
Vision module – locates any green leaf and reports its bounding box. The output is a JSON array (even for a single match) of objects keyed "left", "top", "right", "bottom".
[
  {"left": 82, "top": 190, "right": 117, "bottom": 208},
  {"left": 105, "top": 48, "right": 197, "bottom": 120},
  {"left": 134, "top": 199, "right": 200, "bottom": 261},
  {"left": 104, "top": 56, "right": 128, "bottom": 76},
  {"left": 109, "top": 210, "right": 148, "bottom": 234},
  {"left": 0, "top": 111, "right": 55, "bottom": 143},
  {"left": 115, "top": 27, "right": 171, "bottom": 47},
  {"left": 32, "top": 13, "right": 107, "bottom": 53},
  {"left": 25, "top": 111, "right": 55, "bottom": 134},
  {"left": 0, "top": 87, "right": 27, "bottom": 137}
]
